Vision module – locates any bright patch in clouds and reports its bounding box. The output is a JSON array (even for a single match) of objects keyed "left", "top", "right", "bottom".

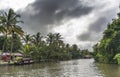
[
  {"left": 52, "top": 12, "right": 97, "bottom": 48},
  {"left": 0, "top": 0, "right": 35, "bottom": 11}
]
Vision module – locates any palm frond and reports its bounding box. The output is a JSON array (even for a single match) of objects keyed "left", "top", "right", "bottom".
[{"left": 0, "top": 26, "right": 7, "bottom": 34}]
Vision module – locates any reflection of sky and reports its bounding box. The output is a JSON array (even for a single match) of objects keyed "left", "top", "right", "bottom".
[{"left": 59, "top": 59, "right": 103, "bottom": 77}]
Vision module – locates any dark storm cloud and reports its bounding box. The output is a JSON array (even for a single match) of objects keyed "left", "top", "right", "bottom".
[
  {"left": 78, "top": 32, "right": 91, "bottom": 41},
  {"left": 89, "top": 17, "right": 107, "bottom": 32},
  {"left": 19, "top": 0, "right": 93, "bottom": 34},
  {"left": 78, "top": 17, "right": 108, "bottom": 41},
  {"left": 77, "top": 8, "right": 119, "bottom": 42},
  {"left": 30, "top": 0, "right": 93, "bottom": 22}
]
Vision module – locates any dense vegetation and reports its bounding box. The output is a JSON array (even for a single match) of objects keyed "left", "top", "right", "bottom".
[
  {"left": 93, "top": 12, "right": 120, "bottom": 64},
  {"left": 0, "top": 9, "right": 92, "bottom": 62}
]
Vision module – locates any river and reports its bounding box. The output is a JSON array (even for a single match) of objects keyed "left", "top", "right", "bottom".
[{"left": 0, "top": 59, "right": 119, "bottom": 77}]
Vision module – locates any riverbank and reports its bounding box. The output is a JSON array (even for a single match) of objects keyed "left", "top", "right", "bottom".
[
  {"left": 0, "top": 57, "right": 93, "bottom": 66},
  {"left": 0, "top": 57, "right": 34, "bottom": 66}
]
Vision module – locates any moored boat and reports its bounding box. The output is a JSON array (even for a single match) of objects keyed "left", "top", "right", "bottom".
[{"left": 14, "top": 58, "right": 34, "bottom": 65}]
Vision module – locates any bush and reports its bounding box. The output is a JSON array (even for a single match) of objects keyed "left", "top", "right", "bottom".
[{"left": 114, "top": 53, "right": 120, "bottom": 64}]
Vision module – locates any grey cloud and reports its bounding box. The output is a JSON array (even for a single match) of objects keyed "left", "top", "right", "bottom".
[
  {"left": 88, "top": 17, "right": 108, "bottom": 33},
  {"left": 77, "top": 16, "right": 108, "bottom": 42},
  {"left": 77, "top": 8, "right": 119, "bottom": 42},
  {"left": 19, "top": 0, "right": 93, "bottom": 34},
  {"left": 78, "top": 32, "right": 91, "bottom": 41},
  {"left": 78, "top": 32, "right": 101, "bottom": 42}
]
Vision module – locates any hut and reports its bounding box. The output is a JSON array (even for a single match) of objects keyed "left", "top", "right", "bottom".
[{"left": 1, "top": 52, "right": 23, "bottom": 62}]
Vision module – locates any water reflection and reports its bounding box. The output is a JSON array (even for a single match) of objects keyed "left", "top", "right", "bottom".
[
  {"left": 0, "top": 59, "right": 110, "bottom": 77},
  {"left": 97, "top": 63, "right": 120, "bottom": 77}
]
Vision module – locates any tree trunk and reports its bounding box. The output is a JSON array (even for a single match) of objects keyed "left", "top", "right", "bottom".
[
  {"left": 2, "top": 39, "right": 5, "bottom": 52},
  {"left": 10, "top": 32, "right": 14, "bottom": 61},
  {"left": 2, "top": 34, "right": 7, "bottom": 52}
]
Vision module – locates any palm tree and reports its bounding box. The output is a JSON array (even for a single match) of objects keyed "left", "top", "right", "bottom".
[
  {"left": 22, "top": 34, "right": 32, "bottom": 45},
  {"left": 54, "top": 33, "right": 63, "bottom": 47},
  {"left": 46, "top": 33, "right": 63, "bottom": 59},
  {"left": 21, "top": 34, "right": 32, "bottom": 57},
  {"left": 0, "top": 13, "right": 8, "bottom": 52},
  {"left": 0, "top": 26, "right": 7, "bottom": 52},
  {"left": 32, "top": 32, "right": 43, "bottom": 47},
  {"left": 0, "top": 9, "right": 24, "bottom": 58},
  {"left": 46, "top": 33, "right": 55, "bottom": 45},
  {"left": 19, "top": 44, "right": 32, "bottom": 57},
  {"left": 46, "top": 33, "right": 55, "bottom": 59}
]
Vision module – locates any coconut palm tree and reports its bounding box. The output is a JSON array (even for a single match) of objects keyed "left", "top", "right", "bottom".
[
  {"left": 0, "top": 26, "right": 7, "bottom": 52},
  {"left": 46, "top": 33, "right": 63, "bottom": 59},
  {"left": 21, "top": 34, "right": 32, "bottom": 57},
  {"left": 0, "top": 13, "right": 8, "bottom": 52},
  {"left": 32, "top": 32, "right": 43, "bottom": 47},
  {"left": 54, "top": 33, "right": 63, "bottom": 47},
  {"left": 22, "top": 34, "right": 32, "bottom": 45},
  {"left": 0, "top": 9, "right": 24, "bottom": 56},
  {"left": 46, "top": 33, "right": 55, "bottom": 45}
]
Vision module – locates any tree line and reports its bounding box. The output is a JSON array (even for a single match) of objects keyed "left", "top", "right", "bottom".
[{"left": 0, "top": 9, "right": 92, "bottom": 62}]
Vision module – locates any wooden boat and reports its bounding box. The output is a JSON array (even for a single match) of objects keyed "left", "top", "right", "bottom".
[{"left": 14, "top": 58, "right": 34, "bottom": 65}]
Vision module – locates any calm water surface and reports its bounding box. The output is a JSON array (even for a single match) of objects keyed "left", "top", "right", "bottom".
[{"left": 0, "top": 59, "right": 119, "bottom": 77}]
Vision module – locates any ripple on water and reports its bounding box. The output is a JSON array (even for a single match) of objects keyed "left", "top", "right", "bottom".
[{"left": 0, "top": 59, "right": 104, "bottom": 77}]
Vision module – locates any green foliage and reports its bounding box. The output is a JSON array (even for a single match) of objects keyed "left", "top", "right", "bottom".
[
  {"left": 18, "top": 32, "right": 91, "bottom": 62},
  {"left": 19, "top": 44, "right": 31, "bottom": 56},
  {"left": 0, "top": 36, "right": 5, "bottom": 50},
  {"left": 93, "top": 10, "right": 120, "bottom": 64},
  {"left": 114, "top": 53, "right": 120, "bottom": 64},
  {"left": 0, "top": 8, "right": 24, "bottom": 57},
  {"left": 0, "top": 35, "right": 22, "bottom": 52}
]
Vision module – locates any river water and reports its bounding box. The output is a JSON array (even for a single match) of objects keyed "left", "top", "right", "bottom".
[{"left": 0, "top": 59, "right": 120, "bottom": 77}]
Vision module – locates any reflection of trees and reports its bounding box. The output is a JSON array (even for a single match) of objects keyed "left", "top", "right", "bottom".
[{"left": 97, "top": 64, "right": 120, "bottom": 77}]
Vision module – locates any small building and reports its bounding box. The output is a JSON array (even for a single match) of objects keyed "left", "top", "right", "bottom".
[{"left": 1, "top": 52, "right": 23, "bottom": 62}]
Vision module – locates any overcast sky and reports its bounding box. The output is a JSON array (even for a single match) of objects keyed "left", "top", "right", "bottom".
[{"left": 0, "top": 0, "right": 120, "bottom": 50}]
